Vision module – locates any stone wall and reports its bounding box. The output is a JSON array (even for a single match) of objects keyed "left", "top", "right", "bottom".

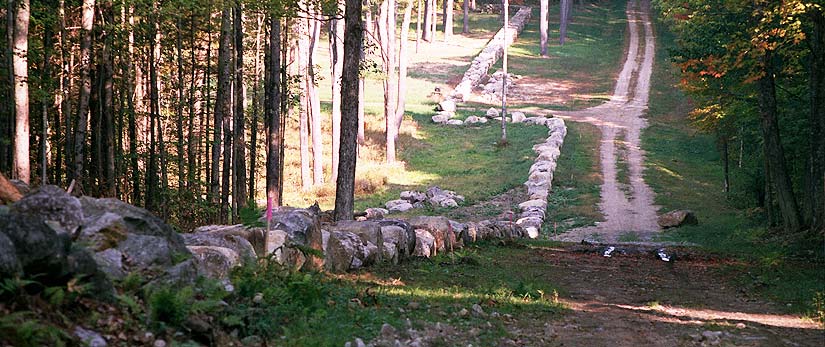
[{"left": 450, "top": 6, "right": 532, "bottom": 101}]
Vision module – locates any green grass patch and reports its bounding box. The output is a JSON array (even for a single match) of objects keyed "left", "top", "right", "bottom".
[
  {"left": 354, "top": 113, "right": 549, "bottom": 212},
  {"left": 643, "top": 15, "right": 825, "bottom": 317},
  {"left": 544, "top": 122, "right": 602, "bottom": 236}
]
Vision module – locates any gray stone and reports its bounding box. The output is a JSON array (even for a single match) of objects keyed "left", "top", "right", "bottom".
[
  {"left": 74, "top": 327, "right": 107, "bottom": 347},
  {"left": 11, "top": 185, "right": 83, "bottom": 232},
  {"left": 382, "top": 242, "right": 399, "bottom": 265},
  {"left": 658, "top": 210, "right": 698, "bottom": 229},
  {"left": 413, "top": 229, "right": 436, "bottom": 258},
  {"left": 148, "top": 258, "right": 200, "bottom": 290},
  {"left": 446, "top": 119, "right": 463, "bottom": 125},
  {"left": 400, "top": 191, "right": 427, "bottom": 203},
  {"left": 325, "top": 231, "right": 361, "bottom": 273},
  {"left": 386, "top": 199, "right": 414, "bottom": 212},
  {"left": 364, "top": 208, "right": 389, "bottom": 220},
  {"left": 0, "top": 213, "right": 71, "bottom": 277},
  {"left": 329, "top": 221, "right": 384, "bottom": 262},
  {"left": 380, "top": 225, "right": 411, "bottom": 259},
  {"left": 437, "top": 99, "right": 456, "bottom": 113},
  {"left": 0, "top": 231, "right": 22, "bottom": 277},
  {"left": 182, "top": 231, "right": 257, "bottom": 261},
  {"left": 431, "top": 115, "right": 449, "bottom": 124},
  {"left": 377, "top": 219, "right": 416, "bottom": 257},
  {"left": 93, "top": 248, "right": 126, "bottom": 280},
  {"left": 188, "top": 246, "right": 241, "bottom": 279},
  {"left": 510, "top": 112, "right": 526, "bottom": 123},
  {"left": 485, "top": 108, "right": 500, "bottom": 118}
]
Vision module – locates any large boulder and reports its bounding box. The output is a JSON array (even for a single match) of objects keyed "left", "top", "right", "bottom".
[
  {"left": 380, "top": 226, "right": 412, "bottom": 260},
  {"left": 658, "top": 210, "right": 698, "bottom": 229},
  {"left": 187, "top": 246, "right": 241, "bottom": 279},
  {"left": 413, "top": 229, "right": 436, "bottom": 258},
  {"left": 386, "top": 199, "right": 414, "bottom": 213},
  {"left": 325, "top": 231, "right": 364, "bottom": 273},
  {"left": 377, "top": 219, "right": 416, "bottom": 258},
  {"left": 182, "top": 231, "right": 257, "bottom": 261},
  {"left": 11, "top": 185, "right": 83, "bottom": 232},
  {"left": 408, "top": 215, "right": 458, "bottom": 252},
  {"left": 328, "top": 221, "right": 384, "bottom": 262},
  {"left": 0, "top": 231, "right": 22, "bottom": 277},
  {"left": 265, "top": 207, "right": 325, "bottom": 270},
  {"left": 0, "top": 213, "right": 71, "bottom": 278},
  {"left": 437, "top": 99, "right": 457, "bottom": 113}
]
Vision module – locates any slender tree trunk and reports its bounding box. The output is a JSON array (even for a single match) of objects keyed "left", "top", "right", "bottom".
[
  {"left": 11, "top": 0, "right": 28, "bottom": 184},
  {"left": 359, "top": 1, "right": 371, "bottom": 147},
  {"left": 396, "top": 1, "right": 412, "bottom": 130},
  {"left": 758, "top": 50, "right": 801, "bottom": 232},
  {"left": 102, "top": 3, "right": 115, "bottom": 196},
  {"left": 560, "top": 0, "right": 571, "bottom": 45},
  {"left": 187, "top": 13, "right": 198, "bottom": 192},
  {"left": 60, "top": 0, "right": 72, "bottom": 184},
  {"left": 298, "top": 18, "right": 311, "bottom": 190},
  {"left": 176, "top": 18, "right": 186, "bottom": 192},
  {"left": 417, "top": 0, "right": 423, "bottom": 50},
  {"left": 379, "top": 0, "right": 398, "bottom": 163},
  {"left": 422, "top": 0, "right": 433, "bottom": 41},
  {"left": 308, "top": 17, "right": 323, "bottom": 186},
  {"left": 147, "top": 23, "right": 160, "bottom": 211},
  {"left": 233, "top": 1, "right": 248, "bottom": 218},
  {"left": 462, "top": 0, "right": 469, "bottom": 33},
  {"left": 205, "top": 27, "right": 213, "bottom": 198},
  {"left": 73, "top": 0, "right": 96, "bottom": 190},
  {"left": 249, "top": 15, "right": 263, "bottom": 201},
  {"left": 265, "top": 15, "right": 282, "bottom": 207},
  {"left": 40, "top": 26, "right": 51, "bottom": 185},
  {"left": 722, "top": 135, "right": 730, "bottom": 195},
  {"left": 334, "top": 0, "right": 363, "bottom": 222},
  {"left": 430, "top": 0, "right": 436, "bottom": 39},
  {"left": 214, "top": 8, "right": 232, "bottom": 221},
  {"left": 500, "top": 0, "right": 508, "bottom": 144},
  {"left": 807, "top": 9, "right": 825, "bottom": 231},
  {"left": 444, "top": 0, "right": 453, "bottom": 41},
  {"left": 330, "top": 2, "right": 345, "bottom": 183},
  {"left": 3, "top": 0, "right": 14, "bottom": 176},
  {"left": 540, "top": 0, "right": 548, "bottom": 56},
  {"left": 126, "top": 5, "right": 139, "bottom": 204}
]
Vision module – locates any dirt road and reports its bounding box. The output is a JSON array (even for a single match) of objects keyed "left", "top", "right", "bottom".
[{"left": 548, "top": 0, "right": 661, "bottom": 242}]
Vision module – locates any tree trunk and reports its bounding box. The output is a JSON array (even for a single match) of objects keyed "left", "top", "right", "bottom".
[
  {"left": 396, "top": 1, "right": 412, "bottom": 129},
  {"left": 462, "top": 0, "right": 469, "bottom": 34},
  {"left": 126, "top": 4, "right": 139, "bottom": 204},
  {"left": 213, "top": 8, "right": 232, "bottom": 221},
  {"left": 422, "top": 0, "right": 432, "bottom": 41},
  {"left": 500, "top": 0, "right": 508, "bottom": 144},
  {"left": 330, "top": 2, "right": 345, "bottom": 183},
  {"left": 102, "top": 3, "right": 115, "bottom": 197},
  {"left": 379, "top": 0, "right": 398, "bottom": 163},
  {"left": 444, "top": 0, "right": 453, "bottom": 41},
  {"left": 757, "top": 50, "right": 801, "bottom": 232},
  {"left": 176, "top": 18, "right": 186, "bottom": 192},
  {"left": 540, "top": 0, "right": 548, "bottom": 56},
  {"left": 233, "top": 1, "right": 248, "bottom": 218},
  {"left": 265, "top": 15, "right": 282, "bottom": 207},
  {"left": 417, "top": 0, "right": 423, "bottom": 50},
  {"left": 3, "top": 0, "right": 14, "bottom": 176},
  {"left": 249, "top": 15, "right": 263, "bottom": 201},
  {"left": 147, "top": 22, "right": 160, "bottom": 211},
  {"left": 559, "top": 0, "right": 571, "bottom": 46},
  {"left": 298, "top": 18, "right": 311, "bottom": 190},
  {"left": 308, "top": 17, "right": 323, "bottom": 186},
  {"left": 73, "top": 0, "right": 96, "bottom": 190},
  {"left": 334, "top": 0, "right": 363, "bottom": 222},
  {"left": 187, "top": 13, "right": 198, "bottom": 192},
  {"left": 807, "top": 9, "right": 825, "bottom": 231},
  {"left": 40, "top": 25, "right": 51, "bottom": 185},
  {"left": 429, "top": 0, "right": 436, "bottom": 38}
]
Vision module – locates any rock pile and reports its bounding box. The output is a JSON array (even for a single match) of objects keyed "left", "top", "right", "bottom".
[
  {"left": 480, "top": 71, "right": 519, "bottom": 101},
  {"left": 384, "top": 186, "right": 465, "bottom": 212}
]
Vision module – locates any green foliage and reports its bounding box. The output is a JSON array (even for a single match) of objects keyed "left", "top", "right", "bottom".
[
  {"left": 149, "top": 287, "right": 194, "bottom": 328},
  {"left": 238, "top": 203, "right": 264, "bottom": 227},
  {"left": 0, "top": 311, "right": 70, "bottom": 347}
]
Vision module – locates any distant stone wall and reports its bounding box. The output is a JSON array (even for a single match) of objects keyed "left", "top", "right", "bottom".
[
  {"left": 450, "top": 6, "right": 532, "bottom": 101},
  {"left": 516, "top": 117, "right": 567, "bottom": 238}
]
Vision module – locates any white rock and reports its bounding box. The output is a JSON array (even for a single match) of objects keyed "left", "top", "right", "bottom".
[
  {"left": 510, "top": 112, "right": 526, "bottom": 123},
  {"left": 386, "top": 199, "right": 414, "bottom": 212},
  {"left": 438, "top": 99, "right": 457, "bottom": 112},
  {"left": 446, "top": 119, "right": 464, "bottom": 125},
  {"left": 486, "top": 108, "right": 500, "bottom": 118}
]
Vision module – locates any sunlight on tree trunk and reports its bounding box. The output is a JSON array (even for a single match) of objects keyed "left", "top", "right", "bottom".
[{"left": 12, "top": 0, "right": 30, "bottom": 184}]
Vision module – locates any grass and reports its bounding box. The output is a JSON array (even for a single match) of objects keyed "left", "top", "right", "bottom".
[
  {"left": 543, "top": 122, "right": 602, "bottom": 236},
  {"left": 642, "top": 14, "right": 825, "bottom": 317}
]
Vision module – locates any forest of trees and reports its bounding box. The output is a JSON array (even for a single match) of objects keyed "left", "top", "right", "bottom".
[
  {"left": 655, "top": 0, "right": 824, "bottom": 234},
  {"left": 0, "top": 0, "right": 508, "bottom": 227}
]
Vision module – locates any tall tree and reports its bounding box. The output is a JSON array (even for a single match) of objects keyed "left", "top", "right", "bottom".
[
  {"left": 807, "top": 8, "right": 824, "bottom": 231},
  {"left": 500, "top": 0, "right": 508, "bottom": 144},
  {"left": 213, "top": 8, "right": 232, "bottom": 221},
  {"left": 379, "top": 0, "right": 398, "bottom": 163},
  {"left": 396, "top": 0, "right": 413, "bottom": 128},
  {"left": 298, "top": 17, "right": 311, "bottom": 190},
  {"left": 330, "top": 1, "right": 345, "bottom": 182},
  {"left": 11, "top": 0, "right": 30, "bottom": 184},
  {"left": 540, "top": 0, "right": 548, "bottom": 56},
  {"left": 559, "top": 0, "right": 571, "bottom": 45},
  {"left": 265, "top": 15, "right": 282, "bottom": 207},
  {"left": 443, "top": 0, "right": 453, "bottom": 41},
  {"left": 233, "top": 0, "right": 248, "bottom": 217},
  {"left": 72, "top": 0, "right": 96, "bottom": 188},
  {"left": 422, "top": 0, "right": 433, "bottom": 41},
  {"left": 462, "top": 0, "right": 469, "bottom": 34},
  {"left": 308, "top": 17, "right": 323, "bottom": 186},
  {"left": 334, "top": 0, "right": 363, "bottom": 222}
]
